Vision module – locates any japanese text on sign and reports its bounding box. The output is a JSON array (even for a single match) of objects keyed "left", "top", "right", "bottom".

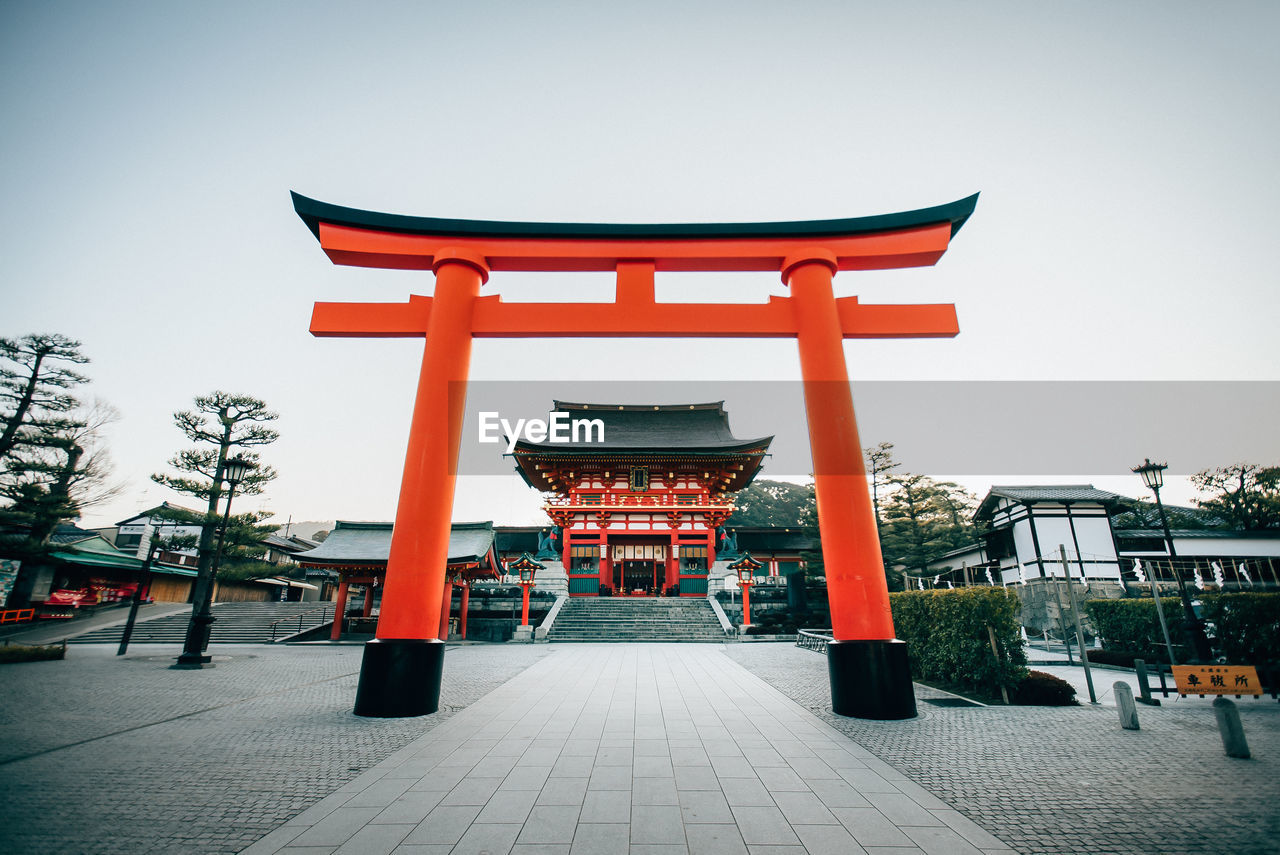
[{"left": 1172, "top": 665, "right": 1262, "bottom": 697}]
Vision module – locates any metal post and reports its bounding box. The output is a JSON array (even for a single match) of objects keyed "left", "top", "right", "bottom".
[
  {"left": 1060, "top": 545, "right": 1096, "bottom": 704},
  {"left": 175, "top": 478, "right": 240, "bottom": 668},
  {"left": 118, "top": 524, "right": 157, "bottom": 656},
  {"left": 1149, "top": 570, "right": 1177, "bottom": 666},
  {"left": 1151, "top": 484, "right": 1212, "bottom": 662}
]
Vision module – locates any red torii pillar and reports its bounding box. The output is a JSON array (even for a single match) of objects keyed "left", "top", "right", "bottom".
[{"left": 292, "top": 191, "right": 978, "bottom": 719}]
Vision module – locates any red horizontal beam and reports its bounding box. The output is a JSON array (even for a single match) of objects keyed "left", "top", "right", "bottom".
[
  {"left": 317, "top": 222, "right": 953, "bottom": 274},
  {"left": 310, "top": 295, "right": 957, "bottom": 340}
]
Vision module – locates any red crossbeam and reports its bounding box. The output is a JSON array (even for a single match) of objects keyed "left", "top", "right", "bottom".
[{"left": 310, "top": 295, "right": 956, "bottom": 339}]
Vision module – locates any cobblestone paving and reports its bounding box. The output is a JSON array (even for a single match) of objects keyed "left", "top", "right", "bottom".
[
  {"left": 726, "top": 644, "right": 1280, "bottom": 855},
  {"left": 0, "top": 643, "right": 550, "bottom": 855}
]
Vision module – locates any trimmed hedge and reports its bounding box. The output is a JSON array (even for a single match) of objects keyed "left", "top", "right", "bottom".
[
  {"left": 1013, "top": 670, "right": 1077, "bottom": 706},
  {"left": 1083, "top": 598, "right": 1185, "bottom": 664},
  {"left": 0, "top": 642, "right": 66, "bottom": 664},
  {"left": 889, "top": 588, "right": 1027, "bottom": 697},
  {"left": 1087, "top": 593, "right": 1280, "bottom": 666},
  {"left": 1200, "top": 593, "right": 1280, "bottom": 665}
]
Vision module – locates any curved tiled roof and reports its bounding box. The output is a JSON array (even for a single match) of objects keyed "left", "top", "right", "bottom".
[
  {"left": 295, "top": 520, "right": 496, "bottom": 566},
  {"left": 511, "top": 402, "right": 772, "bottom": 454}
]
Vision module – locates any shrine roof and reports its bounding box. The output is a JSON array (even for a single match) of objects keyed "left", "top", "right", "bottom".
[
  {"left": 292, "top": 192, "right": 979, "bottom": 243},
  {"left": 296, "top": 520, "right": 497, "bottom": 566},
  {"left": 511, "top": 401, "right": 772, "bottom": 455},
  {"left": 975, "top": 485, "right": 1133, "bottom": 521}
]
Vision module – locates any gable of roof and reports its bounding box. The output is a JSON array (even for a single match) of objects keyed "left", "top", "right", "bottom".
[{"left": 976, "top": 485, "right": 1132, "bottom": 522}]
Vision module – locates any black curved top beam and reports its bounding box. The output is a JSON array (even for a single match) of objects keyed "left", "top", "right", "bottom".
[{"left": 291, "top": 191, "right": 979, "bottom": 243}]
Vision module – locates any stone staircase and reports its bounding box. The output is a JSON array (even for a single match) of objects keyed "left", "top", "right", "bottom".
[
  {"left": 545, "top": 596, "right": 728, "bottom": 643},
  {"left": 70, "top": 601, "right": 334, "bottom": 644}
]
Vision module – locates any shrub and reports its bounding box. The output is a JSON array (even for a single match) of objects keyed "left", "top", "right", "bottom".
[
  {"left": 0, "top": 642, "right": 66, "bottom": 664},
  {"left": 889, "top": 588, "right": 1027, "bottom": 698},
  {"left": 1013, "top": 670, "right": 1078, "bottom": 705},
  {"left": 1200, "top": 593, "right": 1280, "bottom": 665},
  {"left": 1083, "top": 598, "right": 1184, "bottom": 663}
]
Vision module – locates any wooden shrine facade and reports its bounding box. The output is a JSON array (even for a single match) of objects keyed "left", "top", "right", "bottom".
[{"left": 512, "top": 401, "right": 769, "bottom": 597}]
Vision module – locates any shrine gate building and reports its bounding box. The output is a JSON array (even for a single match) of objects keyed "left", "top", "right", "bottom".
[{"left": 513, "top": 401, "right": 771, "bottom": 598}]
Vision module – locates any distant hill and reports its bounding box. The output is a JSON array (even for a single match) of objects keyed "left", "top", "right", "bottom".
[{"left": 275, "top": 520, "right": 337, "bottom": 541}]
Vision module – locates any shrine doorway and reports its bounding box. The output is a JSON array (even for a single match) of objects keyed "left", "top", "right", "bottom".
[
  {"left": 610, "top": 540, "right": 668, "bottom": 595},
  {"left": 620, "top": 560, "right": 659, "bottom": 595}
]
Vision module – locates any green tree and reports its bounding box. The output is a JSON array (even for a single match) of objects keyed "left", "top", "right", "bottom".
[
  {"left": 728, "top": 479, "right": 815, "bottom": 527},
  {"left": 0, "top": 334, "right": 90, "bottom": 462},
  {"left": 1, "top": 401, "right": 119, "bottom": 544},
  {"left": 0, "top": 400, "right": 120, "bottom": 606},
  {"left": 864, "top": 442, "right": 900, "bottom": 543},
  {"left": 879, "top": 473, "right": 979, "bottom": 589},
  {"left": 1191, "top": 463, "right": 1280, "bottom": 530},
  {"left": 151, "top": 392, "right": 279, "bottom": 603}
]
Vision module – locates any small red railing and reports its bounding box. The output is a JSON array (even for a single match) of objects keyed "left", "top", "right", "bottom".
[{"left": 0, "top": 608, "right": 36, "bottom": 624}]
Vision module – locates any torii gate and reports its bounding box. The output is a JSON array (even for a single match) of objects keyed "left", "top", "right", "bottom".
[{"left": 292, "top": 191, "right": 978, "bottom": 720}]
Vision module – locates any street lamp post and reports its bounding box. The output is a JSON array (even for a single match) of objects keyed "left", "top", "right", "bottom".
[
  {"left": 1132, "top": 458, "right": 1213, "bottom": 663},
  {"left": 737, "top": 566, "right": 755, "bottom": 629},
  {"left": 518, "top": 563, "right": 537, "bottom": 627},
  {"left": 175, "top": 456, "right": 256, "bottom": 668}
]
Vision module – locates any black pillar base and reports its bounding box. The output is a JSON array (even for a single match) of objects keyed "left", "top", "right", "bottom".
[
  {"left": 828, "top": 639, "right": 917, "bottom": 720},
  {"left": 353, "top": 638, "right": 445, "bottom": 718}
]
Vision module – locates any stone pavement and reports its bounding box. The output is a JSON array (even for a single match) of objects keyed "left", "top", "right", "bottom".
[
  {"left": 3, "top": 642, "right": 1278, "bottom": 855},
  {"left": 246, "top": 645, "right": 1014, "bottom": 855},
  {"left": 727, "top": 644, "right": 1280, "bottom": 855},
  {"left": 0, "top": 643, "right": 550, "bottom": 855}
]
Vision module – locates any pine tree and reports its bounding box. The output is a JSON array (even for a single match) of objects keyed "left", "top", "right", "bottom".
[
  {"left": 0, "top": 334, "right": 90, "bottom": 462},
  {"left": 864, "top": 442, "right": 900, "bottom": 543},
  {"left": 1191, "top": 463, "right": 1280, "bottom": 530},
  {"left": 0, "top": 401, "right": 119, "bottom": 545},
  {"left": 151, "top": 392, "right": 279, "bottom": 602},
  {"left": 878, "top": 473, "right": 979, "bottom": 588}
]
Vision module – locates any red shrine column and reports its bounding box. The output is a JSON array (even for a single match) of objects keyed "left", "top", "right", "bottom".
[
  {"left": 785, "top": 252, "right": 916, "bottom": 720},
  {"left": 330, "top": 578, "right": 350, "bottom": 641},
  {"left": 362, "top": 584, "right": 375, "bottom": 617},
  {"left": 353, "top": 249, "right": 488, "bottom": 718},
  {"left": 458, "top": 583, "right": 470, "bottom": 639},
  {"left": 439, "top": 580, "right": 454, "bottom": 639}
]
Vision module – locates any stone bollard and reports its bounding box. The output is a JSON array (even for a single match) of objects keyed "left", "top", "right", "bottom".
[
  {"left": 1133, "top": 659, "right": 1160, "bottom": 706},
  {"left": 1114, "top": 682, "right": 1140, "bottom": 730},
  {"left": 1213, "top": 697, "right": 1251, "bottom": 759}
]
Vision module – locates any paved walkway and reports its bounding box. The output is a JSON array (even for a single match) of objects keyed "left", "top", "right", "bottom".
[
  {"left": 3, "top": 642, "right": 1278, "bottom": 855},
  {"left": 245, "top": 645, "right": 1012, "bottom": 855},
  {"left": 728, "top": 645, "right": 1280, "bottom": 855}
]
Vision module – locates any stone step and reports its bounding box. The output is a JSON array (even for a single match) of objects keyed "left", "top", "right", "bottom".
[
  {"left": 546, "top": 597, "right": 726, "bottom": 643},
  {"left": 70, "top": 603, "right": 334, "bottom": 644}
]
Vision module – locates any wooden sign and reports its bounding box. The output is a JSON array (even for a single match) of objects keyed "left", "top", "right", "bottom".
[{"left": 1172, "top": 665, "right": 1263, "bottom": 697}]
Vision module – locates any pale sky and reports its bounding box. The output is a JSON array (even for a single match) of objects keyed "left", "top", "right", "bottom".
[{"left": 2, "top": 1, "right": 1277, "bottom": 529}]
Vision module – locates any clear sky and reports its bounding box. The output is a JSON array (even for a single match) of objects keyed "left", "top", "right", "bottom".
[{"left": 2, "top": 1, "right": 1277, "bottom": 530}]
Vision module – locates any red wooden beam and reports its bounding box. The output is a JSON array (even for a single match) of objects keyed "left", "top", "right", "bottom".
[{"left": 310, "top": 295, "right": 957, "bottom": 339}]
